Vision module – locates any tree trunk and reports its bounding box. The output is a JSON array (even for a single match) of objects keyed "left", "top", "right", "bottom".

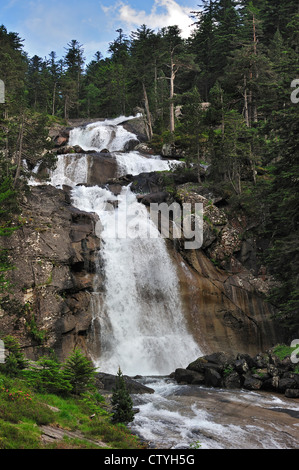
[
  {"left": 252, "top": 14, "right": 258, "bottom": 123},
  {"left": 169, "top": 51, "right": 175, "bottom": 134},
  {"left": 142, "top": 82, "right": 153, "bottom": 141},
  {"left": 244, "top": 75, "right": 250, "bottom": 127},
  {"left": 154, "top": 59, "right": 158, "bottom": 114},
  {"left": 64, "top": 96, "right": 68, "bottom": 120},
  {"left": 52, "top": 81, "right": 56, "bottom": 116},
  {"left": 220, "top": 86, "right": 225, "bottom": 138},
  {"left": 14, "top": 114, "right": 25, "bottom": 187}
]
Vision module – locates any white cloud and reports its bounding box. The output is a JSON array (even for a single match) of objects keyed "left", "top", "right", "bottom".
[{"left": 101, "top": 0, "right": 196, "bottom": 38}]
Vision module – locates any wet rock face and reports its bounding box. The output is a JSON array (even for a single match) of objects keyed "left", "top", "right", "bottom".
[
  {"left": 0, "top": 185, "right": 101, "bottom": 362},
  {"left": 0, "top": 144, "right": 282, "bottom": 365},
  {"left": 164, "top": 181, "right": 282, "bottom": 357}
]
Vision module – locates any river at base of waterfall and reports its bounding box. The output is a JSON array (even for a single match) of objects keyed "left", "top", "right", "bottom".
[{"left": 129, "top": 377, "right": 299, "bottom": 449}]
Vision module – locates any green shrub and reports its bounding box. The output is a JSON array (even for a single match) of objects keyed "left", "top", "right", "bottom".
[{"left": 0, "top": 385, "right": 55, "bottom": 425}]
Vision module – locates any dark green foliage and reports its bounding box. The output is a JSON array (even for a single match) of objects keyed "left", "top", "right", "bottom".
[
  {"left": 63, "top": 348, "right": 97, "bottom": 396},
  {"left": 23, "top": 356, "right": 72, "bottom": 395},
  {"left": 111, "top": 367, "right": 134, "bottom": 424},
  {"left": 262, "top": 105, "right": 299, "bottom": 332}
]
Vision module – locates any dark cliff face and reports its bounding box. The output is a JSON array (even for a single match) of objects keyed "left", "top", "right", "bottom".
[
  {"left": 0, "top": 180, "right": 281, "bottom": 363},
  {"left": 170, "top": 247, "right": 280, "bottom": 357},
  {"left": 166, "top": 183, "right": 282, "bottom": 356},
  {"left": 0, "top": 185, "right": 101, "bottom": 361},
  {"left": 0, "top": 118, "right": 282, "bottom": 362}
]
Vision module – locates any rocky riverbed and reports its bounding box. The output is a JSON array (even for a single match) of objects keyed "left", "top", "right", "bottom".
[
  {"left": 129, "top": 376, "right": 299, "bottom": 449},
  {"left": 174, "top": 349, "right": 299, "bottom": 399}
]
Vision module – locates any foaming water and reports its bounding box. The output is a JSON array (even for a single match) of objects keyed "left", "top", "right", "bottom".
[
  {"left": 71, "top": 184, "right": 201, "bottom": 376},
  {"left": 68, "top": 115, "right": 139, "bottom": 152},
  {"left": 44, "top": 115, "right": 201, "bottom": 373},
  {"left": 49, "top": 154, "right": 89, "bottom": 187},
  {"left": 114, "top": 150, "right": 181, "bottom": 176},
  {"left": 129, "top": 377, "right": 299, "bottom": 449},
  {"left": 28, "top": 115, "right": 182, "bottom": 186}
]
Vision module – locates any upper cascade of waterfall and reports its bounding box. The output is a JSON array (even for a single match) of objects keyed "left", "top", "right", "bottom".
[
  {"left": 28, "top": 114, "right": 183, "bottom": 187},
  {"left": 68, "top": 114, "right": 140, "bottom": 152}
]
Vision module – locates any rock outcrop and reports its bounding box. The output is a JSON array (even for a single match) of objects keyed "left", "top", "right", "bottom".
[
  {"left": 163, "top": 181, "right": 282, "bottom": 356},
  {"left": 1, "top": 173, "right": 282, "bottom": 362},
  {"left": 96, "top": 372, "right": 154, "bottom": 394},
  {"left": 0, "top": 185, "right": 101, "bottom": 361},
  {"left": 174, "top": 348, "right": 299, "bottom": 398}
]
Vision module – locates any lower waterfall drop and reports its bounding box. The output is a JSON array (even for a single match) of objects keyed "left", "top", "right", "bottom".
[{"left": 71, "top": 184, "right": 201, "bottom": 376}]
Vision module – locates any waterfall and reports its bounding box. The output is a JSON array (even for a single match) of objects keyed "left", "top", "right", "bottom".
[
  {"left": 51, "top": 116, "right": 202, "bottom": 375},
  {"left": 114, "top": 150, "right": 178, "bottom": 176},
  {"left": 68, "top": 115, "right": 138, "bottom": 152},
  {"left": 71, "top": 184, "right": 201, "bottom": 375},
  {"left": 49, "top": 154, "right": 89, "bottom": 187}
]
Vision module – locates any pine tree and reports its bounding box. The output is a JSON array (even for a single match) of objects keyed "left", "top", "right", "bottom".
[
  {"left": 63, "top": 348, "right": 96, "bottom": 395},
  {"left": 0, "top": 25, "right": 27, "bottom": 118},
  {"left": 263, "top": 103, "right": 299, "bottom": 333},
  {"left": 129, "top": 25, "right": 158, "bottom": 139},
  {"left": 108, "top": 29, "right": 131, "bottom": 116},
  {"left": 62, "top": 40, "right": 85, "bottom": 118},
  {"left": 111, "top": 367, "right": 134, "bottom": 424},
  {"left": 0, "top": 168, "right": 18, "bottom": 293},
  {"left": 179, "top": 86, "right": 208, "bottom": 178}
]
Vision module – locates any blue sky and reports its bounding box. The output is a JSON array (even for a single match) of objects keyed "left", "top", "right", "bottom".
[{"left": 0, "top": 0, "right": 200, "bottom": 63}]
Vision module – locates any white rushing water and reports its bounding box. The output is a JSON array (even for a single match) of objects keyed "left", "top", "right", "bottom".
[
  {"left": 48, "top": 115, "right": 201, "bottom": 375},
  {"left": 72, "top": 184, "right": 200, "bottom": 375},
  {"left": 114, "top": 150, "right": 178, "bottom": 176},
  {"left": 129, "top": 377, "right": 299, "bottom": 449},
  {"left": 49, "top": 154, "right": 89, "bottom": 187},
  {"left": 68, "top": 115, "right": 139, "bottom": 152}
]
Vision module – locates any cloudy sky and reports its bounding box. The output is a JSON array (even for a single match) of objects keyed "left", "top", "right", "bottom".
[{"left": 0, "top": 0, "right": 200, "bottom": 63}]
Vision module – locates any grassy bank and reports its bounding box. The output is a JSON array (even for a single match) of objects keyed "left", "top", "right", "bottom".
[{"left": 0, "top": 371, "right": 143, "bottom": 449}]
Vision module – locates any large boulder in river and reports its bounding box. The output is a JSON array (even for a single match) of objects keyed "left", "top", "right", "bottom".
[
  {"left": 96, "top": 373, "right": 154, "bottom": 394},
  {"left": 174, "top": 368, "right": 205, "bottom": 385},
  {"left": 119, "top": 116, "right": 148, "bottom": 142},
  {"left": 187, "top": 352, "right": 234, "bottom": 374}
]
